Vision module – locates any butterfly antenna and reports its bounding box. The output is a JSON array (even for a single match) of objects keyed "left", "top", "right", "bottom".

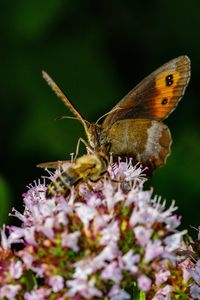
[
  {"left": 42, "top": 71, "right": 90, "bottom": 133},
  {"left": 54, "top": 115, "right": 79, "bottom": 121}
]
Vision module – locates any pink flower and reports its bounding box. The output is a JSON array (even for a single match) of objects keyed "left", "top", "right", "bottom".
[
  {"left": 48, "top": 275, "right": 64, "bottom": 292},
  {"left": 40, "top": 217, "right": 55, "bottom": 239},
  {"left": 129, "top": 205, "right": 159, "bottom": 228},
  {"left": 75, "top": 203, "right": 97, "bottom": 228},
  {"left": 94, "top": 242, "right": 119, "bottom": 268},
  {"left": 55, "top": 211, "right": 68, "bottom": 226},
  {"left": 100, "top": 221, "right": 120, "bottom": 245},
  {"left": 137, "top": 274, "right": 152, "bottom": 291},
  {"left": 24, "top": 287, "right": 51, "bottom": 300},
  {"left": 133, "top": 225, "right": 152, "bottom": 246},
  {"left": 103, "top": 181, "right": 124, "bottom": 210},
  {"left": 108, "top": 284, "right": 130, "bottom": 300},
  {"left": 152, "top": 285, "right": 172, "bottom": 300},
  {"left": 0, "top": 284, "right": 21, "bottom": 300},
  {"left": 73, "top": 257, "right": 95, "bottom": 280},
  {"left": 0, "top": 159, "right": 191, "bottom": 299},
  {"left": 21, "top": 250, "right": 35, "bottom": 269},
  {"left": 190, "top": 284, "right": 200, "bottom": 299},
  {"left": 101, "top": 261, "right": 122, "bottom": 283},
  {"left": 155, "top": 270, "right": 171, "bottom": 286},
  {"left": 7, "top": 226, "right": 24, "bottom": 246},
  {"left": 122, "top": 250, "right": 140, "bottom": 273},
  {"left": 164, "top": 215, "right": 181, "bottom": 230},
  {"left": 66, "top": 278, "right": 102, "bottom": 298},
  {"left": 1, "top": 225, "right": 10, "bottom": 250},
  {"left": 9, "top": 260, "right": 23, "bottom": 279},
  {"left": 93, "top": 214, "right": 112, "bottom": 232},
  {"left": 144, "top": 240, "right": 164, "bottom": 262},
  {"left": 178, "top": 258, "right": 191, "bottom": 283},
  {"left": 86, "top": 194, "right": 102, "bottom": 207},
  {"left": 61, "top": 231, "right": 81, "bottom": 251},
  {"left": 108, "top": 159, "right": 146, "bottom": 183},
  {"left": 164, "top": 231, "right": 187, "bottom": 252},
  {"left": 24, "top": 227, "right": 36, "bottom": 245},
  {"left": 191, "top": 260, "right": 200, "bottom": 285}
]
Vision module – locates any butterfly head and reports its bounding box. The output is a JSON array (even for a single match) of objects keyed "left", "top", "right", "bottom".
[{"left": 85, "top": 122, "right": 102, "bottom": 151}]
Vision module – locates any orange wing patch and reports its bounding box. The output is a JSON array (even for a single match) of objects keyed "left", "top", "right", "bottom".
[{"left": 153, "top": 67, "right": 189, "bottom": 119}]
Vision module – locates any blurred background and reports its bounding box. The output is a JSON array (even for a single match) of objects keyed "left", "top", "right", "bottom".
[{"left": 0, "top": 0, "right": 199, "bottom": 232}]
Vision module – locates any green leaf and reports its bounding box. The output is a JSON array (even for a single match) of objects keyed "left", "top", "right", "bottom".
[
  {"left": 139, "top": 291, "right": 146, "bottom": 300},
  {"left": 131, "top": 290, "right": 146, "bottom": 300}
]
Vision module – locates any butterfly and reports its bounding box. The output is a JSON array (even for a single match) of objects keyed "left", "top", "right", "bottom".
[{"left": 39, "top": 55, "right": 190, "bottom": 175}]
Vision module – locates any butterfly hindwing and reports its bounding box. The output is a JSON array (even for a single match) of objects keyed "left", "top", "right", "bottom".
[{"left": 106, "top": 119, "right": 172, "bottom": 172}]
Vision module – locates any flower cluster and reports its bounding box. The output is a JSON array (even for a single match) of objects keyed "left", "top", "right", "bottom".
[
  {"left": 184, "top": 227, "right": 200, "bottom": 299},
  {"left": 0, "top": 159, "right": 198, "bottom": 299}
]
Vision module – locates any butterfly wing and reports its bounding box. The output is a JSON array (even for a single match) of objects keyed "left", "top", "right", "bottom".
[
  {"left": 37, "top": 160, "right": 70, "bottom": 169},
  {"left": 102, "top": 56, "right": 190, "bottom": 128},
  {"left": 106, "top": 119, "right": 172, "bottom": 173}
]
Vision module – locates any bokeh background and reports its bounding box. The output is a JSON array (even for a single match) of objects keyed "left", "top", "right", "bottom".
[{"left": 0, "top": 0, "right": 199, "bottom": 232}]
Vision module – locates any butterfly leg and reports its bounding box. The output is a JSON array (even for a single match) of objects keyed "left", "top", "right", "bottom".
[{"left": 74, "top": 137, "right": 92, "bottom": 160}]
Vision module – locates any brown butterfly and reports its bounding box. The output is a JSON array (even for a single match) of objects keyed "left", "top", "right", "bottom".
[{"left": 39, "top": 55, "right": 190, "bottom": 176}]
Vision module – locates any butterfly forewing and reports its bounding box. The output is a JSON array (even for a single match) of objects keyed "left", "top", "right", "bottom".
[{"left": 102, "top": 56, "right": 190, "bottom": 128}]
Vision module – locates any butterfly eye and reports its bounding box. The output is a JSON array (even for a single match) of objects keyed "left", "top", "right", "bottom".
[
  {"left": 161, "top": 98, "right": 168, "bottom": 105},
  {"left": 165, "top": 74, "right": 173, "bottom": 86}
]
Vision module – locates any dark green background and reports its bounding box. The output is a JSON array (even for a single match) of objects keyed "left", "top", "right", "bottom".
[{"left": 0, "top": 0, "right": 199, "bottom": 231}]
